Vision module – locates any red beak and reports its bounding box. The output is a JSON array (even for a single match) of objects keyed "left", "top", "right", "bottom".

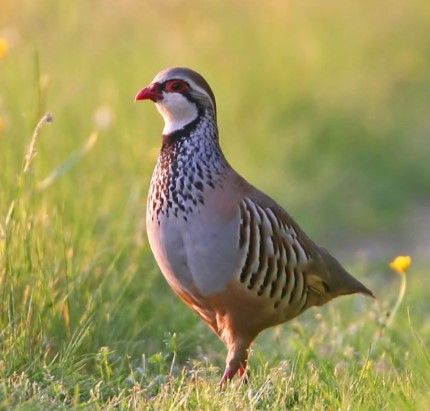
[{"left": 135, "top": 83, "right": 163, "bottom": 102}]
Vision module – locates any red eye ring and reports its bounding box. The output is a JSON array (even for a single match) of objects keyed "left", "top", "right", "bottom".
[{"left": 165, "top": 80, "right": 190, "bottom": 93}]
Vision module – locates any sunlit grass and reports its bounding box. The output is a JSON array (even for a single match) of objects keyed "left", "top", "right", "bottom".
[{"left": 0, "top": 0, "right": 429, "bottom": 409}]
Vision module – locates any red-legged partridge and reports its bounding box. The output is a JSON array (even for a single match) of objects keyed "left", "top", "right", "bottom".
[{"left": 135, "top": 67, "right": 375, "bottom": 385}]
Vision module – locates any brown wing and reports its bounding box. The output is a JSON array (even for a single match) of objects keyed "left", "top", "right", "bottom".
[{"left": 237, "top": 180, "right": 374, "bottom": 312}]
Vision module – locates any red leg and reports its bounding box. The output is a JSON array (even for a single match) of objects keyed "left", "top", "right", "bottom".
[
  {"left": 219, "top": 363, "right": 248, "bottom": 386},
  {"left": 219, "top": 366, "right": 239, "bottom": 386}
]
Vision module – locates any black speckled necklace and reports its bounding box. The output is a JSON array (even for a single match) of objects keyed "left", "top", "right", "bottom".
[{"left": 148, "top": 109, "right": 228, "bottom": 225}]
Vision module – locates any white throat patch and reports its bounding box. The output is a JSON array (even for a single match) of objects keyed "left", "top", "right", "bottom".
[{"left": 156, "top": 93, "right": 198, "bottom": 135}]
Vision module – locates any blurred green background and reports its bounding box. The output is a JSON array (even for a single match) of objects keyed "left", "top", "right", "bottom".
[
  {"left": 2, "top": 0, "right": 430, "bottom": 250},
  {"left": 0, "top": 0, "right": 429, "bottom": 403}
]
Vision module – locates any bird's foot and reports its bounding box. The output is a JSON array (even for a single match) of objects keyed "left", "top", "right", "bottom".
[
  {"left": 218, "top": 365, "right": 248, "bottom": 386},
  {"left": 219, "top": 367, "right": 236, "bottom": 386}
]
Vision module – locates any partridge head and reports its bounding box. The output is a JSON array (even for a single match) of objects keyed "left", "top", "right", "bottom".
[{"left": 135, "top": 67, "right": 375, "bottom": 385}]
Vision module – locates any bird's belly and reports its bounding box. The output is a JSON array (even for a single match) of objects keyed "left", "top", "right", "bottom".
[
  {"left": 146, "top": 206, "right": 311, "bottom": 338},
  {"left": 147, "top": 209, "right": 246, "bottom": 299},
  {"left": 146, "top": 213, "right": 192, "bottom": 295}
]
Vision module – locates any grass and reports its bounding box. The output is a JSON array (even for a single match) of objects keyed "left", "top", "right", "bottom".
[{"left": 1, "top": 0, "right": 430, "bottom": 409}]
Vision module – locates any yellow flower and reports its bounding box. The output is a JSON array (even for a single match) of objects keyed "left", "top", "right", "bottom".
[
  {"left": 389, "top": 255, "right": 411, "bottom": 275},
  {"left": 0, "top": 38, "right": 8, "bottom": 58}
]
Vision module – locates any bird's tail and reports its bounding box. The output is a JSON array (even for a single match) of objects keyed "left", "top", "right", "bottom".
[{"left": 320, "top": 247, "right": 376, "bottom": 299}]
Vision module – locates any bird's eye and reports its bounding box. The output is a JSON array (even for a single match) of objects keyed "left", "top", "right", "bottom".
[{"left": 165, "top": 80, "right": 190, "bottom": 93}]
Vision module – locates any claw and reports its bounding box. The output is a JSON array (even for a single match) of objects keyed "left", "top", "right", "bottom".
[
  {"left": 219, "top": 364, "right": 248, "bottom": 386},
  {"left": 219, "top": 367, "right": 237, "bottom": 386}
]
